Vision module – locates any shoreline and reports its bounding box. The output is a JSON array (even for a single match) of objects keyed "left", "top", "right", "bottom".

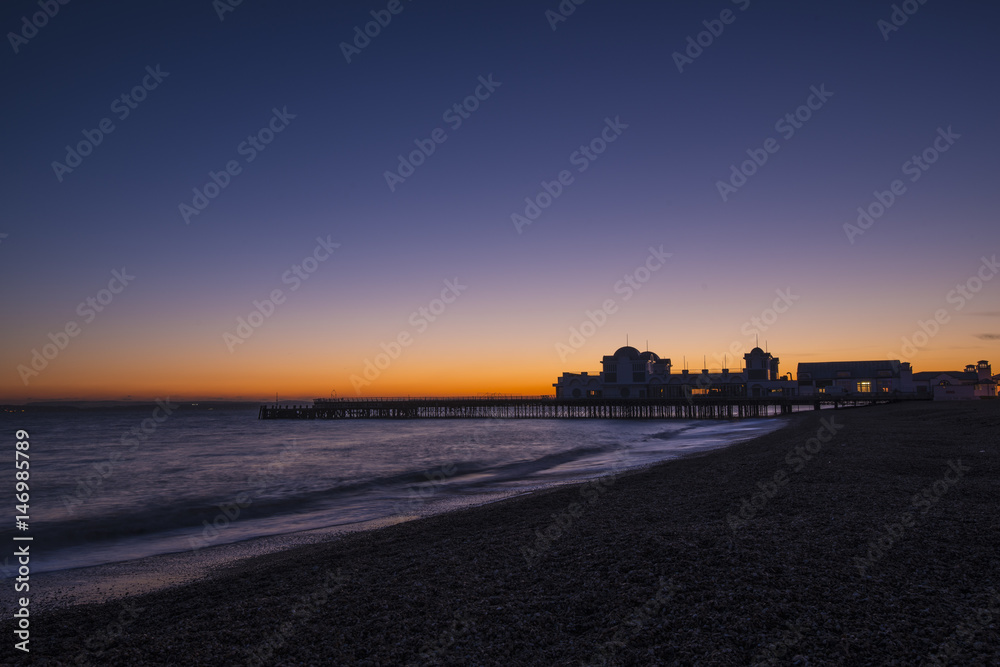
[
  {"left": 14, "top": 415, "right": 790, "bottom": 612},
  {"left": 5, "top": 514, "right": 413, "bottom": 613},
  {"left": 10, "top": 403, "right": 999, "bottom": 664}
]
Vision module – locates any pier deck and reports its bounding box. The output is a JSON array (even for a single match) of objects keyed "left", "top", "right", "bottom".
[{"left": 257, "top": 395, "right": 927, "bottom": 420}]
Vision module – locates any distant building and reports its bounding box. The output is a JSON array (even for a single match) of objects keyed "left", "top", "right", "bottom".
[
  {"left": 555, "top": 348, "right": 994, "bottom": 402},
  {"left": 796, "top": 360, "right": 915, "bottom": 396},
  {"left": 553, "top": 346, "right": 795, "bottom": 399},
  {"left": 912, "top": 360, "right": 995, "bottom": 400}
]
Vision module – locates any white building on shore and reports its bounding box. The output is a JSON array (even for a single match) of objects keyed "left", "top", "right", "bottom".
[
  {"left": 553, "top": 346, "right": 795, "bottom": 399},
  {"left": 796, "top": 360, "right": 915, "bottom": 396},
  {"left": 912, "top": 360, "right": 995, "bottom": 400},
  {"left": 554, "top": 347, "right": 995, "bottom": 402}
]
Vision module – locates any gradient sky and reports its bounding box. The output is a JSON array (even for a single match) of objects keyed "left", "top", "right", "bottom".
[{"left": 2, "top": 0, "right": 998, "bottom": 401}]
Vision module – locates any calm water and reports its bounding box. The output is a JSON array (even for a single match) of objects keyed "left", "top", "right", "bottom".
[{"left": 1, "top": 405, "right": 784, "bottom": 575}]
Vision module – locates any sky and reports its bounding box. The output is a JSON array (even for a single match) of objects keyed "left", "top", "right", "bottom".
[{"left": 1, "top": 0, "right": 998, "bottom": 401}]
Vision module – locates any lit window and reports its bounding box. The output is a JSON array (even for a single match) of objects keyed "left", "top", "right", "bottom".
[{"left": 858, "top": 381, "right": 872, "bottom": 393}]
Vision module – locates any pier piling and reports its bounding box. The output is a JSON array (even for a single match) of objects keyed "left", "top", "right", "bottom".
[{"left": 257, "top": 395, "right": 920, "bottom": 420}]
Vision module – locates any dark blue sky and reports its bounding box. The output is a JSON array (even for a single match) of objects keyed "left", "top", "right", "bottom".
[{"left": 3, "top": 0, "right": 999, "bottom": 399}]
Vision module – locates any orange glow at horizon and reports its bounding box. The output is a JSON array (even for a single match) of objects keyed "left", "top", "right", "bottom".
[{"left": 3, "top": 331, "right": 994, "bottom": 402}]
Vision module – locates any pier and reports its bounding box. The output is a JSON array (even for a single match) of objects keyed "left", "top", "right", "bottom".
[{"left": 257, "top": 395, "right": 925, "bottom": 420}]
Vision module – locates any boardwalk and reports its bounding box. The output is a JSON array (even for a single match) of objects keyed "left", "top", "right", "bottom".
[{"left": 257, "top": 395, "right": 925, "bottom": 420}]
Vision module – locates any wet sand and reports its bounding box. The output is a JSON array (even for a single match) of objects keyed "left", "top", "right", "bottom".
[{"left": 8, "top": 401, "right": 999, "bottom": 665}]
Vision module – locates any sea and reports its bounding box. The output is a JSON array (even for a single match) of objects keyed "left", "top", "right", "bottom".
[{"left": 1, "top": 404, "right": 786, "bottom": 593}]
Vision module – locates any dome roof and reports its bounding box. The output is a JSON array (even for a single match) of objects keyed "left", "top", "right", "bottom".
[
  {"left": 749, "top": 347, "right": 765, "bottom": 355},
  {"left": 639, "top": 351, "right": 660, "bottom": 361},
  {"left": 613, "top": 346, "right": 641, "bottom": 360}
]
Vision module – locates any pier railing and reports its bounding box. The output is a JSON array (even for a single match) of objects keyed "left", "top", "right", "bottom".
[{"left": 258, "top": 394, "right": 928, "bottom": 420}]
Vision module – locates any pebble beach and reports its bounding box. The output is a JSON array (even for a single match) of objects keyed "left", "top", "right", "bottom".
[{"left": 9, "top": 401, "right": 999, "bottom": 665}]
